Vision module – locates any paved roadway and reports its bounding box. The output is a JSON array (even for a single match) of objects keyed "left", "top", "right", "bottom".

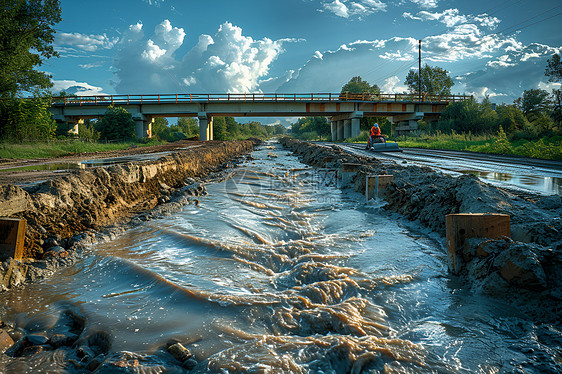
[{"left": 327, "top": 143, "right": 562, "bottom": 196}]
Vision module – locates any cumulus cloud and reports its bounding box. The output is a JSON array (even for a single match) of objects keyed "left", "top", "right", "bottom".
[
  {"left": 56, "top": 32, "right": 119, "bottom": 52},
  {"left": 113, "top": 20, "right": 297, "bottom": 93},
  {"left": 403, "top": 8, "right": 500, "bottom": 29},
  {"left": 52, "top": 80, "right": 105, "bottom": 96},
  {"left": 457, "top": 43, "right": 561, "bottom": 102},
  {"left": 319, "top": 0, "right": 386, "bottom": 19},
  {"left": 381, "top": 76, "right": 409, "bottom": 93},
  {"left": 410, "top": 0, "right": 438, "bottom": 9}
]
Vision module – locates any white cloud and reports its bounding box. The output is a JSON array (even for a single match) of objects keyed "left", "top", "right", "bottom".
[
  {"left": 56, "top": 32, "right": 119, "bottom": 52},
  {"left": 114, "top": 20, "right": 297, "bottom": 93},
  {"left": 381, "top": 76, "right": 408, "bottom": 93},
  {"left": 410, "top": 0, "right": 438, "bottom": 9},
  {"left": 403, "top": 8, "right": 500, "bottom": 29},
  {"left": 52, "top": 80, "right": 105, "bottom": 96},
  {"left": 320, "top": 0, "right": 386, "bottom": 19},
  {"left": 457, "top": 44, "right": 561, "bottom": 102},
  {"left": 79, "top": 62, "right": 104, "bottom": 69}
]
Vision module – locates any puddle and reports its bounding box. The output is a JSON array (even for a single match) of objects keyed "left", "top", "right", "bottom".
[
  {"left": 0, "top": 151, "right": 175, "bottom": 173},
  {"left": 460, "top": 169, "right": 562, "bottom": 195}
]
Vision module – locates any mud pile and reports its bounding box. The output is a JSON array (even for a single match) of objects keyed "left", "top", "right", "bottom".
[
  {"left": 0, "top": 141, "right": 254, "bottom": 290},
  {"left": 280, "top": 138, "right": 562, "bottom": 322}
]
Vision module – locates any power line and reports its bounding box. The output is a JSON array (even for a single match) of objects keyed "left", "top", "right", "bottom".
[{"left": 492, "top": 3, "right": 562, "bottom": 36}]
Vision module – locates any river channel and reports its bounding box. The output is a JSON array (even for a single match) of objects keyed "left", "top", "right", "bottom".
[{"left": 0, "top": 142, "right": 552, "bottom": 372}]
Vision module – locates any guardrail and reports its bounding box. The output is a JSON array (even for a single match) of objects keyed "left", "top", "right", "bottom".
[{"left": 51, "top": 93, "right": 473, "bottom": 106}]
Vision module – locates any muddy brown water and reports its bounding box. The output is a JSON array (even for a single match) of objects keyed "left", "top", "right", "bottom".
[{"left": 0, "top": 142, "right": 558, "bottom": 372}]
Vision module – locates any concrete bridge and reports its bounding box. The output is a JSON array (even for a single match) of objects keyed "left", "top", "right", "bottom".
[{"left": 49, "top": 93, "right": 472, "bottom": 140}]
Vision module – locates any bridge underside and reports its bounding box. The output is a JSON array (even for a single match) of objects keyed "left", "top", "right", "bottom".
[{"left": 49, "top": 97, "right": 458, "bottom": 140}]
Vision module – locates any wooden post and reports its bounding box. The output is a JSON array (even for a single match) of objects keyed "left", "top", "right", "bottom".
[
  {"left": 0, "top": 218, "right": 26, "bottom": 261},
  {"left": 446, "top": 213, "right": 510, "bottom": 275},
  {"left": 365, "top": 175, "right": 394, "bottom": 201}
]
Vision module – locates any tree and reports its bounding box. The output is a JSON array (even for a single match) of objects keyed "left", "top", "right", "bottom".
[
  {"left": 176, "top": 118, "right": 199, "bottom": 137},
  {"left": 496, "top": 104, "right": 528, "bottom": 134},
  {"left": 405, "top": 64, "right": 454, "bottom": 95},
  {"left": 436, "top": 98, "right": 498, "bottom": 134},
  {"left": 545, "top": 54, "right": 562, "bottom": 83},
  {"left": 340, "top": 76, "right": 380, "bottom": 94},
  {"left": 0, "top": 93, "right": 55, "bottom": 141},
  {"left": 213, "top": 117, "right": 227, "bottom": 140},
  {"left": 0, "top": 0, "right": 62, "bottom": 97},
  {"left": 96, "top": 106, "right": 136, "bottom": 141},
  {"left": 514, "top": 89, "right": 550, "bottom": 115}
]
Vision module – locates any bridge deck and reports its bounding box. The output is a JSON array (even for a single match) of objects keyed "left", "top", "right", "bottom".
[{"left": 51, "top": 93, "right": 471, "bottom": 107}]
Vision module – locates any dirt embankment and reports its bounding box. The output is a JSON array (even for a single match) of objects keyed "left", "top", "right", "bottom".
[
  {"left": 280, "top": 138, "right": 562, "bottom": 323},
  {"left": 0, "top": 140, "right": 255, "bottom": 290}
]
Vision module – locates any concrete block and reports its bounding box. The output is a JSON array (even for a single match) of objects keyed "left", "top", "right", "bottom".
[
  {"left": 341, "top": 163, "right": 361, "bottom": 188},
  {"left": 0, "top": 330, "right": 14, "bottom": 353},
  {"left": 446, "top": 213, "right": 510, "bottom": 274},
  {"left": 0, "top": 218, "right": 26, "bottom": 261},
  {"left": 365, "top": 175, "right": 394, "bottom": 201}
]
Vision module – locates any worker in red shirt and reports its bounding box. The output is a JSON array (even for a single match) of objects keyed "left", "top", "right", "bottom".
[{"left": 367, "top": 123, "right": 382, "bottom": 148}]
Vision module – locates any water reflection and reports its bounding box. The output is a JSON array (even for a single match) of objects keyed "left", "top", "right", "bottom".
[{"left": 462, "top": 170, "right": 562, "bottom": 195}]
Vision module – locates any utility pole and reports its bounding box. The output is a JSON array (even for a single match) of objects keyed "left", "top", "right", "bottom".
[{"left": 418, "top": 40, "right": 422, "bottom": 97}]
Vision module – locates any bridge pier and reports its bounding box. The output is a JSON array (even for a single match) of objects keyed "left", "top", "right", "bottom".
[
  {"left": 331, "top": 122, "right": 337, "bottom": 141},
  {"left": 133, "top": 115, "right": 153, "bottom": 139},
  {"left": 337, "top": 120, "right": 344, "bottom": 141},
  {"left": 198, "top": 113, "right": 214, "bottom": 141},
  {"left": 351, "top": 118, "right": 360, "bottom": 138},
  {"left": 344, "top": 119, "right": 351, "bottom": 139}
]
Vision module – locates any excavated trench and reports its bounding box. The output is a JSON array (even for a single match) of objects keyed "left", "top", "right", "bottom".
[{"left": 0, "top": 139, "right": 561, "bottom": 373}]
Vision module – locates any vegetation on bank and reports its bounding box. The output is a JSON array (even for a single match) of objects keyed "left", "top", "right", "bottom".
[
  {"left": 396, "top": 131, "right": 562, "bottom": 160},
  {"left": 0, "top": 139, "right": 165, "bottom": 160}
]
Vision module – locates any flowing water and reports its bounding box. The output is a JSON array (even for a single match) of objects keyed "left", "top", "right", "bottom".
[{"left": 0, "top": 143, "right": 553, "bottom": 373}]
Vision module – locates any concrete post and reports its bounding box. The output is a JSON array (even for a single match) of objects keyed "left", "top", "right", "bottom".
[
  {"left": 208, "top": 117, "right": 214, "bottom": 140},
  {"left": 134, "top": 116, "right": 153, "bottom": 139},
  {"left": 337, "top": 120, "right": 344, "bottom": 141},
  {"left": 365, "top": 175, "right": 394, "bottom": 201},
  {"left": 351, "top": 118, "right": 361, "bottom": 138},
  {"left": 198, "top": 113, "right": 214, "bottom": 141},
  {"left": 134, "top": 119, "right": 145, "bottom": 139},
  {"left": 343, "top": 119, "right": 351, "bottom": 139},
  {"left": 445, "top": 213, "right": 511, "bottom": 275},
  {"left": 331, "top": 122, "right": 337, "bottom": 142}
]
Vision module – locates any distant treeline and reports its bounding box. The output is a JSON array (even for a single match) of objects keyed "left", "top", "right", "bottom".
[{"left": 152, "top": 117, "right": 286, "bottom": 141}]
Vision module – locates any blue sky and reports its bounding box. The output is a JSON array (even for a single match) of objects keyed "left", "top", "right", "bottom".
[{"left": 48, "top": 0, "right": 561, "bottom": 112}]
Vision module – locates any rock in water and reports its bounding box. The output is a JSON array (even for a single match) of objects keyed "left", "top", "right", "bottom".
[{"left": 167, "top": 342, "right": 192, "bottom": 363}]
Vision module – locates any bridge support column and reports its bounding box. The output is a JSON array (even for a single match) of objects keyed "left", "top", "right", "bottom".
[
  {"left": 133, "top": 115, "right": 153, "bottom": 139},
  {"left": 198, "top": 113, "right": 213, "bottom": 141},
  {"left": 337, "top": 120, "right": 344, "bottom": 141},
  {"left": 343, "top": 119, "right": 351, "bottom": 139},
  {"left": 331, "top": 122, "right": 337, "bottom": 142},
  {"left": 351, "top": 118, "right": 360, "bottom": 138}
]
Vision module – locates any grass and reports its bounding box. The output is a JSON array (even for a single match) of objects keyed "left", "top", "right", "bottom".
[
  {"left": 395, "top": 132, "right": 562, "bottom": 160},
  {"left": 0, "top": 139, "right": 166, "bottom": 159}
]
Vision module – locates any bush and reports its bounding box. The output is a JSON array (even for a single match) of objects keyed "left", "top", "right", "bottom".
[{"left": 96, "top": 106, "right": 136, "bottom": 141}]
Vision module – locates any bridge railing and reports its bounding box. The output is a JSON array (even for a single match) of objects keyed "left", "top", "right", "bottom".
[{"left": 51, "top": 93, "right": 472, "bottom": 106}]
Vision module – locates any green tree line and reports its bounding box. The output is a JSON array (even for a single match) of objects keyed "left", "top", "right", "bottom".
[{"left": 152, "top": 117, "right": 286, "bottom": 142}]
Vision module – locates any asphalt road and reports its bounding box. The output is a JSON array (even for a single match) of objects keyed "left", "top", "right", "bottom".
[{"left": 327, "top": 143, "right": 562, "bottom": 196}]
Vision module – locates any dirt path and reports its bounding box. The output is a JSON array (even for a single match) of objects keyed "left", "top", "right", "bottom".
[{"left": 0, "top": 140, "right": 210, "bottom": 185}]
